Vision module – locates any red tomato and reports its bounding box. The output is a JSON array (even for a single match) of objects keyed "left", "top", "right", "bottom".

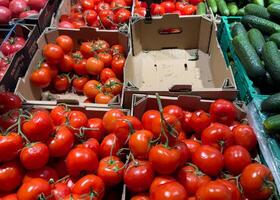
[
  {"left": 100, "top": 68, "right": 116, "bottom": 84},
  {"left": 23, "top": 166, "right": 58, "bottom": 183},
  {"left": 131, "top": 194, "right": 150, "bottom": 200},
  {"left": 104, "top": 77, "right": 122, "bottom": 95},
  {"left": 97, "top": 52, "right": 113, "bottom": 67},
  {"left": 59, "top": 54, "right": 74, "bottom": 72},
  {"left": 0, "top": 133, "right": 23, "bottom": 162},
  {"left": 174, "top": 141, "right": 191, "bottom": 166},
  {"left": 111, "top": 54, "right": 125, "bottom": 78},
  {"left": 181, "top": 111, "right": 193, "bottom": 135},
  {"left": 149, "top": 144, "right": 181, "bottom": 175},
  {"left": 0, "top": 36, "right": 25, "bottom": 56},
  {"left": 0, "top": 92, "right": 22, "bottom": 114},
  {"left": 129, "top": 130, "right": 153, "bottom": 159},
  {"left": 96, "top": 2, "right": 110, "bottom": 13},
  {"left": 68, "top": 110, "right": 88, "bottom": 131},
  {"left": 103, "top": 109, "right": 125, "bottom": 132},
  {"left": 86, "top": 57, "right": 104, "bottom": 75},
  {"left": 97, "top": 156, "right": 124, "bottom": 186},
  {"left": 72, "top": 51, "right": 88, "bottom": 75},
  {"left": 0, "top": 161, "right": 23, "bottom": 192},
  {"left": 151, "top": 4, "right": 165, "bottom": 15},
  {"left": 150, "top": 181, "right": 188, "bottom": 200},
  {"left": 134, "top": 7, "right": 146, "bottom": 16},
  {"left": 1, "top": 194, "right": 18, "bottom": 200},
  {"left": 160, "top": 1, "right": 175, "bottom": 13},
  {"left": 85, "top": 118, "right": 105, "bottom": 141},
  {"left": 52, "top": 182, "right": 71, "bottom": 200},
  {"left": 77, "top": 138, "right": 100, "bottom": 155},
  {"left": 189, "top": 0, "right": 203, "bottom": 5},
  {"left": 189, "top": 110, "right": 211, "bottom": 133},
  {"left": 192, "top": 145, "right": 224, "bottom": 177},
  {"left": 99, "top": 133, "right": 121, "bottom": 158},
  {"left": 150, "top": 176, "right": 175, "bottom": 194},
  {"left": 66, "top": 147, "right": 99, "bottom": 177},
  {"left": 80, "top": 0, "right": 95, "bottom": 10},
  {"left": 182, "top": 139, "right": 201, "bottom": 156},
  {"left": 17, "top": 178, "right": 51, "bottom": 200},
  {"left": 53, "top": 74, "right": 70, "bottom": 93},
  {"left": 210, "top": 99, "right": 237, "bottom": 126},
  {"left": 95, "top": 93, "right": 114, "bottom": 104},
  {"left": 20, "top": 142, "right": 49, "bottom": 170},
  {"left": 216, "top": 179, "right": 241, "bottom": 200},
  {"left": 30, "top": 67, "right": 52, "bottom": 88},
  {"left": 72, "top": 76, "right": 89, "bottom": 93},
  {"left": 163, "top": 105, "right": 184, "bottom": 121},
  {"left": 114, "top": 8, "right": 131, "bottom": 24},
  {"left": 80, "top": 42, "right": 95, "bottom": 59},
  {"left": 83, "top": 80, "right": 102, "bottom": 99},
  {"left": 181, "top": 5, "right": 196, "bottom": 15},
  {"left": 93, "top": 39, "right": 110, "bottom": 53},
  {"left": 124, "top": 160, "right": 154, "bottom": 193},
  {"left": 141, "top": 110, "right": 160, "bottom": 132},
  {"left": 50, "top": 105, "right": 69, "bottom": 126},
  {"left": 43, "top": 44, "right": 64, "bottom": 64},
  {"left": 40, "top": 62, "right": 58, "bottom": 80},
  {"left": 111, "top": 44, "right": 125, "bottom": 55},
  {"left": 233, "top": 124, "right": 257, "bottom": 151},
  {"left": 55, "top": 35, "right": 73, "bottom": 54},
  {"left": 83, "top": 9, "right": 98, "bottom": 25}
]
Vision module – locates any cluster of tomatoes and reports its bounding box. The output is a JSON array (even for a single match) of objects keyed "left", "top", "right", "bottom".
[
  {"left": 0, "top": 36, "right": 26, "bottom": 80},
  {"left": 134, "top": 0, "right": 203, "bottom": 17},
  {"left": 58, "top": 0, "right": 131, "bottom": 30},
  {"left": 0, "top": 0, "right": 48, "bottom": 24},
  {"left": 30, "top": 35, "right": 125, "bottom": 104},
  {"left": 0, "top": 92, "right": 277, "bottom": 200}
]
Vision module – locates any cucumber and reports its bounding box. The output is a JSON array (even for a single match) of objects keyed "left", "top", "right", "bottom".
[
  {"left": 247, "top": 28, "right": 265, "bottom": 57},
  {"left": 261, "top": 92, "right": 280, "bottom": 113},
  {"left": 251, "top": 0, "right": 265, "bottom": 6},
  {"left": 216, "top": 0, "right": 230, "bottom": 15},
  {"left": 268, "top": 3, "right": 280, "bottom": 18},
  {"left": 244, "top": 4, "right": 270, "bottom": 19},
  {"left": 269, "top": 32, "right": 280, "bottom": 48},
  {"left": 237, "top": 7, "right": 245, "bottom": 16},
  {"left": 208, "top": 0, "right": 218, "bottom": 13},
  {"left": 227, "top": 2, "right": 238, "bottom": 15},
  {"left": 241, "top": 15, "right": 280, "bottom": 35},
  {"left": 231, "top": 22, "right": 248, "bottom": 38},
  {"left": 269, "top": 0, "right": 280, "bottom": 5},
  {"left": 262, "top": 41, "right": 280, "bottom": 84},
  {"left": 197, "top": 2, "right": 207, "bottom": 15},
  {"left": 263, "top": 114, "right": 280, "bottom": 133},
  {"left": 232, "top": 34, "right": 266, "bottom": 82}
]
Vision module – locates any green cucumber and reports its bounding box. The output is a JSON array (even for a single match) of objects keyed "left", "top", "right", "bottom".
[
  {"left": 251, "top": 0, "right": 265, "bottom": 6},
  {"left": 269, "top": 32, "right": 280, "bottom": 48},
  {"left": 263, "top": 114, "right": 280, "bottom": 133},
  {"left": 232, "top": 34, "right": 266, "bottom": 82},
  {"left": 231, "top": 22, "right": 248, "bottom": 38},
  {"left": 216, "top": 0, "right": 230, "bottom": 15},
  {"left": 247, "top": 28, "right": 265, "bottom": 57},
  {"left": 262, "top": 41, "right": 280, "bottom": 84},
  {"left": 237, "top": 7, "right": 245, "bottom": 16},
  {"left": 241, "top": 15, "right": 280, "bottom": 35},
  {"left": 227, "top": 2, "right": 238, "bottom": 15},
  {"left": 208, "top": 0, "right": 218, "bottom": 13},
  {"left": 268, "top": 3, "right": 280, "bottom": 18},
  {"left": 269, "top": 0, "right": 280, "bottom": 5},
  {"left": 197, "top": 2, "right": 207, "bottom": 15},
  {"left": 244, "top": 4, "right": 270, "bottom": 19},
  {"left": 261, "top": 92, "right": 280, "bottom": 113}
]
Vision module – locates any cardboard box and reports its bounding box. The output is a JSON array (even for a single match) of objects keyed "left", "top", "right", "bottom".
[
  {"left": 122, "top": 15, "right": 237, "bottom": 108},
  {"left": 0, "top": 24, "right": 39, "bottom": 92},
  {"left": 15, "top": 27, "right": 129, "bottom": 108}
]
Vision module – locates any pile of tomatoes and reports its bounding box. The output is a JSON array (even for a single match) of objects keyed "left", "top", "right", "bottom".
[
  {"left": 58, "top": 0, "right": 131, "bottom": 30},
  {"left": 134, "top": 0, "right": 203, "bottom": 17},
  {"left": 30, "top": 35, "right": 125, "bottom": 104},
  {"left": 0, "top": 92, "right": 277, "bottom": 200},
  {"left": 0, "top": 36, "right": 26, "bottom": 80}
]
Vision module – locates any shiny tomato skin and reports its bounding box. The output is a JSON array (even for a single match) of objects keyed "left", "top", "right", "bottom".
[
  {"left": 95, "top": 93, "right": 114, "bottom": 104},
  {"left": 86, "top": 57, "right": 104, "bottom": 75},
  {"left": 182, "top": 139, "right": 201, "bottom": 156},
  {"left": 72, "top": 76, "right": 89, "bottom": 93},
  {"left": 129, "top": 130, "right": 153, "bottom": 159},
  {"left": 163, "top": 105, "right": 184, "bottom": 121},
  {"left": 103, "top": 77, "right": 122, "bottom": 95},
  {"left": 85, "top": 118, "right": 105, "bottom": 141},
  {"left": 68, "top": 110, "right": 88, "bottom": 130},
  {"left": 111, "top": 54, "right": 125, "bottom": 78},
  {"left": 151, "top": 4, "right": 165, "bottom": 15},
  {"left": 100, "top": 68, "right": 116, "bottom": 84},
  {"left": 55, "top": 35, "right": 73, "bottom": 54},
  {"left": 114, "top": 8, "right": 131, "bottom": 24},
  {"left": 50, "top": 105, "right": 69, "bottom": 126},
  {"left": 0, "top": 133, "right": 23, "bottom": 162},
  {"left": 0, "top": 92, "right": 22, "bottom": 114},
  {"left": 190, "top": 110, "right": 211, "bottom": 133},
  {"left": 141, "top": 110, "right": 160, "bottom": 132},
  {"left": 216, "top": 179, "right": 241, "bottom": 200},
  {"left": 233, "top": 125, "right": 257, "bottom": 151},
  {"left": 77, "top": 138, "right": 100, "bottom": 155},
  {"left": 102, "top": 109, "right": 125, "bottom": 132},
  {"left": 23, "top": 166, "right": 58, "bottom": 183},
  {"left": 99, "top": 133, "right": 121, "bottom": 158},
  {"left": 97, "top": 52, "right": 112, "bottom": 67},
  {"left": 80, "top": 0, "right": 95, "bottom": 10},
  {"left": 93, "top": 39, "right": 110, "bottom": 53},
  {"left": 124, "top": 160, "right": 154, "bottom": 193},
  {"left": 131, "top": 194, "right": 150, "bottom": 200},
  {"left": 192, "top": 145, "right": 224, "bottom": 177},
  {"left": 83, "top": 80, "right": 102, "bottom": 99},
  {"left": 174, "top": 141, "right": 191, "bottom": 166},
  {"left": 160, "top": 1, "right": 175, "bottom": 13},
  {"left": 53, "top": 74, "right": 70, "bottom": 93},
  {"left": 111, "top": 44, "right": 125, "bottom": 55},
  {"left": 150, "top": 176, "right": 175, "bottom": 194},
  {"left": 52, "top": 182, "right": 71, "bottom": 200},
  {"left": 72, "top": 51, "right": 88, "bottom": 75},
  {"left": 30, "top": 67, "right": 52, "bottom": 88},
  {"left": 84, "top": 9, "right": 98, "bottom": 25},
  {"left": 59, "top": 54, "right": 74, "bottom": 72},
  {"left": 150, "top": 181, "right": 188, "bottom": 200},
  {"left": 181, "top": 111, "right": 193, "bottom": 135},
  {"left": 43, "top": 44, "right": 64, "bottom": 64},
  {"left": 1, "top": 194, "right": 18, "bottom": 200}
]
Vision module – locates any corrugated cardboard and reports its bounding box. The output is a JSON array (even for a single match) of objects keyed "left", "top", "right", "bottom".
[
  {"left": 122, "top": 15, "right": 237, "bottom": 108},
  {"left": 15, "top": 27, "right": 129, "bottom": 108},
  {"left": 0, "top": 24, "right": 39, "bottom": 92}
]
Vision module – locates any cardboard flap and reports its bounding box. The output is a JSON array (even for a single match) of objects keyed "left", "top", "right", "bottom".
[{"left": 169, "top": 85, "right": 192, "bottom": 92}]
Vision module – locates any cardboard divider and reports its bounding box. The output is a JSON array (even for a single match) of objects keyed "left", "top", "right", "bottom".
[{"left": 15, "top": 27, "right": 129, "bottom": 108}]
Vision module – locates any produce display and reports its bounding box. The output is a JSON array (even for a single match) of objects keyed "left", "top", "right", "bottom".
[{"left": 29, "top": 35, "right": 125, "bottom": 104}]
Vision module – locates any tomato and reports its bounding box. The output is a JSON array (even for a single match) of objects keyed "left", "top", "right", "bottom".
[
  {"left": 68, "top": 110, "right": 88, "bottom": 130},
  {"left": 181, "top": 139, "right": 201, "bottom": 156},
  {"left": 84, "top": 9, "right": 97, "bottom": 25},
  {"left": 240, "top": 163, "right": 273, "bottom": 200},
  {"left": 72, "top": 51, "right": 88, "bottom": 75},
  {"left": 50, "top": 105, "right": 69, "bottom": 126},
  {"left": 150, "top": 181, "right": 188, "bottom": 200},
  {"left": 129, "top": 130, "right": 153, "bottom": 159},
  {"left": 59, "top": 54, "right": 74, "bottom": 72},
  {"left": 188, "top": 0, "right": 203, "bottom": 5},
  {"left": 110, "top": 0, "right": 126, "bottom": 11},
  {"left": 0, "top": 162, "right": 23, "bottom": 192},
  {"left": 0, "top": 110, "right": 19, "bottom": 131},
  {"left": 196, "top": 180, "right": 233, "bottom": 200},
  {"left": 30, "top": 67, "right": 52, "bottom": 88},
  {"left": 160, "top": 1, "right": 175, "bottom": 13},
  {"left": 114, "top": 115, "right": 143, "bottom": 145},
  {"left": 97, "top": 52, "right": 113, "bottom": 67},
  {"left": 210, "top": 99, "right": 237, "bottom": 126},
  {"left": 80, "top": 0, "right": 95, "bottom": 10},
  {"left": 177, "top": 165, "right": 211, "bottom": 196},
  {"left": 22, "top": 110, "right": 54, "bottom": 142},
  {"left": 103, "top": 109, "right": 125, "bottom": 132},
  {"left": 0, "top": 92, "right": 21, "bottom": 114},
  {"left": 72, "top": 76, "right": 89, "bottom": 93},
  {"left": 134, "top": 7, "right": 146, "bottom": 16},
  {"left": 178, "top": 131, "right": 187, "bottom": 141},
  {"left": 58, "top": 21, "right": 75, "bottom": 29},
  {"left": 86, "top": 57, "right": 104, "bottom": 75},
  {"left": 111, "top": 55, "right": 125, "bottom": 78},
  {"left": 0, "top": 6, "right": 11, "bottom": 24},
  {"left": 150, "top": 176, "right": 175, "bottom": 194},
  {"left": 114, "top": 8, "right": 131, "bottom": 24},
  {"left": 131, "top": 194, "right": 150, "bottom": 200},
  {"left": 92, "top": 39, "right": 110, "bottom": 53},
  {"left": 97, "top": 156, "right": 124, "bottom": 186},
  {"left": 233, "top": 125, "right": 257, "bottom": 151},
  {"left": 53, "top": 74, "right": 70, "bottom": 93},
  {"left": 111, "top": 44, "right": 125, "bottom": 55},
  {"left": 216, "top": 179, "right": 241, "bottom": 200},
  {"left": 55, "top": 35, "right": 73, "bottom": 54},
  {"left": 149, "top": 144, "right": 181, "bottom": 175},
  {"left": 83, "top": 80, "right": 102, "bottom": 99},
  {"left": 43, "top": 44, "right": 64, "bottom": 64},
  {"left": 95, "top": 92, "right": 113, "bottom": 104},
  {"left": 20, "top": 142, "right": 49, "bottom": 170},
  {"left": 99, "top": 133, "right": 121, "bottom": 158},
  {"left": 201, "top": 123, "right": 234, "bottom": 151},
  {"left": 23, "top": 166, "right": 58, "bottom": 183},
  {"left": 17, "top": 178, "right": 51, "bottom": 200},
  {"left": 96, "top": 2, "right": 110, "bottom": 13},
  {"left": 48, "top": 126, "right": 74, "bottom": 157},
  {"left": 27, "top": 0, "right": 47, "bottom": 10},
  {"left": 192, "top": 145, "right": 224, "bottom": 177},
  {"left": 163, "top": 105, "right": 184, "bottom": 121},
  {"left": 72, "top": 174, "right": 105, "bottom": 199},
  {"left": 85, "top": 118, "right": 105, "bottom": 141},
  {"left": 72, "top": 20, "right": 86, "bottom": 29},
  {"left": 141, "top": 110, "right": 160, "bottom": 132},
  {"left": 181, "top": 111, "right": 193, "bottom": 135},
  {"left": 100, "top": 68, "right": 116, "bottom": 84},
  {"left": 40, "top": 62, "right": 58, "bottom": 80},
  {"left": 0, "top": 132, "right": 23, "bottom": 162},
  {"left": 181, "top": 5, "right": 196, "bottom": 15},
  {"left": 77, "top": 138, "right": 100, "bottom": 155},
  {"left": 174, "top": 141, "right": 191, "bottom": 166},
  {"left": 1, "top": 194, "right": 18, "bottom": 200},
  {"left": 223, "top": 145, "right": 251, "bottom": 175},
  {"left": 151, "top": 4, "right": 165, "bottom": 15},
  {"left": 189, "top": 110, "right": 211, "bottom": 134},
  {"left": 0, "top": 37, "right": 25, "bottom": 56},
  {"left": 52, "top": 182, "right": 71, "bottom": 200},
  {"left": 104, "top": 77, "right": 122, "bottom": 95},
  {"left": 124, "top": 160, "right": 154, "bottom": 193},
  {"left": 66, "top": 147, "right": 99, "bottom": 177}
]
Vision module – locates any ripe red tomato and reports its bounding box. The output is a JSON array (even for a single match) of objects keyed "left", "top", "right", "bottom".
[
  {"left": 53, "top": 74, "right": 70, "bottom": 93},
  {"left": 84, "top": 9, "right": 98, "bottom": 25},
  {"left": 83, "top": 80, "right": 102, "bottom": 99},
  {"left": 151, "top": 4, "right": 165, "bottom": 15},
  {"left": 55, "top": 35, "right": 73, "bottom": 54},
  {"left": 80, "top": 42, "right": 95, "bottom": 59},
  {"left": 93, "top": 39, "right": 110, "bottom": 53},
  {"left": 134, "top": 7, "right": 146, "bottom": 16},
  {"left": 97, "top": 156, "right": 124, "bottom": 186},
  {"left": 97, "top": 52, "right": 113, "bottom": 67},
  {"left": 99, "top": 133, "right": 121, "bottom": 158},
  {"left": 150, "top": 176, "right": 175, "bottom": 194},
  {"left": 182, "top": 139, "right": 201, "bottom": 156},
  {"left": 141, "top": 110, "right": 160, "bottom": 132},
  {"left": 72, "top": 76, "right": 89, "bottom": 93},
  {"left": 0, "top": 92, "right": 22, "bottom": 114},
  {"left": 233, "top": 124, "right": 257, "bottom": 151},
  {"left": 95, "top": 92, "right": 114, "bottom": 104},
  {"left": 20, "top": 142, "right": 49, "bottom": 170},
  {"left": 40, "top": 62, "right": 58, "bottom": 80},
  {"left": 77, "top": 138, "right": 100, "bottom": 155},
  {"left": 111, "top": 54, "right": 125, "bottom": 78},
  {"left": 0, "top": 37, "right": 25, "bottom": 56},
  {"left": 114, "top": 8, "right": 131, "bottom": 23},
  {"left": 86, "top": 57, "right": 104, "bottom": 75},
  {"left": 181, "top": 111, "right": 193, "bottom": 134},
  {"left": 52, "top": 182, "right": 71, "bottom": 200},
  {"left": 129, "top": 130, "right": 153, "bottom": 159},
  {"left": 80, "top": 0, "right": 95, "bottom": 10},
  {"left": 192, "top": 145, "right": 224, "bottom": 177},
  {"left": 104, "top": 77, "right": 122, "bottom": 95},
  {"left": 160, "top": 1, "right": 175, "bottom": 13},
  {"left": 150, "top": 181, "right": 188, "bottom": 200},
  {"left": 30, "top": 67, "right": 52, "bottom": 88},
  {"left": 0, "top": 132, "right": 23, "bottom": 162},
  {"left": 181, "top": 5, "right": 196, "bottom": 15},
  {"left": 1, "top": 194, "right": 18, "bottom": 200},
  {"left": 17, "top": 178, "right": 51, "bottom": 200},
  {"left": 68, "top": 110, "right": 88, "bottom": 130},
  {"left": 149, "top": 144, "right": 181, "bottom": 175},
  {"left": 43, "top": 44, "right": 64, "bottom": 64},
  {"left": 65, "top": 147, "right": 99, "bottom": 177},
  {"left": 131, "top": 194, "right": 150, "bottom": 200},
  {"left": 59, "top": 54, "right": 74, "bottom": 72},
  {"left": 85, "top": 118, "right": 105, "bottom": 141},
  {"left": 189, "top": 110, "right": 211, "bottom": 133},
  {"left": 99, "top": 9, "right": 115, "bottom": 28},
  {"left": 216, "top": 179, "right": 241, "bottom": 200},
  {"left": 174, "top": 141, "right": 191, "bottom": 166},
  {"left": 96, "top": 2, "right": 110, "bottom": 13},
  {"left": 23, "top": 166, "right": 58, "bottom": 183},
  {"left": 50, "top": 105, "right": 69, "bottom": 126},
  {"left": 163, "top": 105, "right": 184, "bottom": 121},
  {"left": 103, "top": 109, "right": 125, "bottom": 132},
  {"left": 100, "top": 68, "right": 116, "bottom": 84},
  {"left": 111, "top": 44, "right": 125, "bottom": 55},
  {"left": 72, "top": 51, "right": 88, "bottom": 75},
  {"left": 124, "top": 160, "right": 154, "bottom": 193},
  {"left": 0, "top": 161, "right": 24, "bottom": 192},
  {"left": 188, "top": 0, "right": 204, "bottom": 5}
]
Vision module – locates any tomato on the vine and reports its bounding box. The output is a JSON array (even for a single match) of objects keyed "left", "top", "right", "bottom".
[
  {"left": 55, "top": 35, "right": 73, "bottom": 54},
  {"left": 233, "top": 124, "right": 257, "bottom": 151},
  {"left": 99, "top": 133, "right": 121, "bottom": 158},
  {"left": 150, "top": 181, "right": 188, "bottom": 200},
  {"left": 102, "top": 109, "right": 125, "bottom": 132},
  {"left": 43, "top": 44, "right": 64, "bottom": 64},
  {"left": 85, "top": 118, "right": 105, "bottom": 141},
  {"left": 23, "top": 166, "right": 58, "bottom": 183},
  {"left": 0, "top": 133, "right": 23, "bottom": 162},
  {"left": 129, "top": 130, "right": 153, "bottom": 159}
]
